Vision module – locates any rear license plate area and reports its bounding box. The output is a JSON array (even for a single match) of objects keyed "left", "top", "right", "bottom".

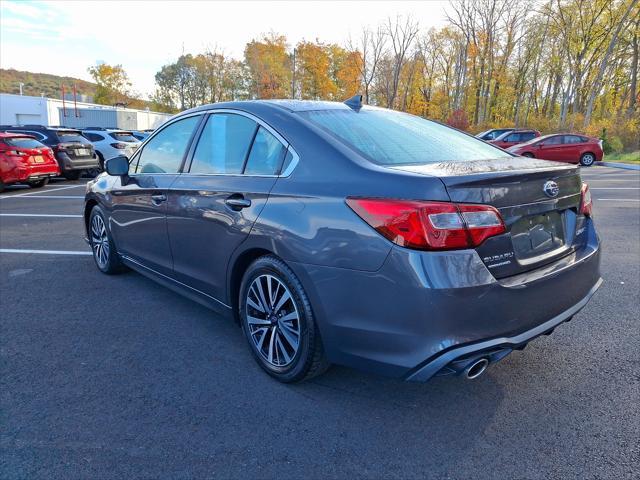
[
  {"left": 511, "top": 211, "right": 565, "bottom": 259},
  {"left": 33, "top": 155, "right": 44, "bottom": 163}
]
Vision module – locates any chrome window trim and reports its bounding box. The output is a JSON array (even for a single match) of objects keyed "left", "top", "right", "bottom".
[{"left": 183, "top": 108, "right": 300, "bottom": 178}]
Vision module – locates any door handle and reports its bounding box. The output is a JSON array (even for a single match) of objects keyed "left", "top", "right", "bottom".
[
  {"left": 151, "top": 193, "right": 167, "bottom": 205},
  {"left": 225, "top": 195, "right": 251, "bottom": 209}
]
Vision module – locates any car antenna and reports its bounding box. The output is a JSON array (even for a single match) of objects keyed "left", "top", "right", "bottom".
[{"left": 344, "top": 94, "right": 363, "bottom": 112}]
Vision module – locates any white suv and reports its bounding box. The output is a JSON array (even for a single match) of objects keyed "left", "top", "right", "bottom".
[{"left": 81, "top": 128, "right": 141, "bottom": 170}]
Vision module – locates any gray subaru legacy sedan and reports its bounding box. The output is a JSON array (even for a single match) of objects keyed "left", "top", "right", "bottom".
[{"left": 84, "top": 97, "right": 602, "bottom": 383}]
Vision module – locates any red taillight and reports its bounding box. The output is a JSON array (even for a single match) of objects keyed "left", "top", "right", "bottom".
[
  {"left": 111, "top": 142, "right": 128, "bottom": 149},
  {"left": 346, "top": 198, "right": 506, "bottom": 251},
  {"left": 580, "top": 183, "right": 593, "bottom": 217}
]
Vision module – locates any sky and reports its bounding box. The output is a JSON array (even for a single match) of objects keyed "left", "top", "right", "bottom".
[{"left": 0, "top": 0, "right": 451, "bottom": 98}]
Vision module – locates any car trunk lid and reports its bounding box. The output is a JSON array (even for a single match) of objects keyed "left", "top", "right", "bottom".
[{"left": 389, "top": 157, "right": 585, "bottom": 278}]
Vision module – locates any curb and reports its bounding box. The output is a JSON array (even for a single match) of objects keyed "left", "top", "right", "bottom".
[{"left": 599, "top": 161, "right": 640, "bottom": 171}]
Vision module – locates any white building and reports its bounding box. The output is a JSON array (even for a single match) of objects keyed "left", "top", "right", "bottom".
[{"left": 0, "top": 93, "right": 172, "bottom": 130}]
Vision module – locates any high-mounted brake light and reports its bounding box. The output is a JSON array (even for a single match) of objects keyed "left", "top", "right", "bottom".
[
  {"left": 580, "top": 183, "right": 593, "bottom": 217},
  {"left": 346, "top": 198, "right": 506, "bottom": 251}
]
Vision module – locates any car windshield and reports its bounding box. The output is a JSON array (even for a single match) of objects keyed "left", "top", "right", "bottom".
[
  {"left": 300, "top": 108, "right": 510, "bottom": 165},
  {"left": 109, "top": 132, "right": 139, "bottom": 142},
  {"left": 4, "top": 137, "right": 45, "bottom": 148},
  {"left": 56, "top": 131, "right": 91, "bottom": 144}
]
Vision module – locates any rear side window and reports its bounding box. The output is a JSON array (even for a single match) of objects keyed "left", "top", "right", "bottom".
[
  {"left": 135, "top": 116, "right": 200, "bottom": 174},
  {"left": 244, "top": 127, "right": 286, "bottom": 175},
  {"left": 4, "top": 137, "right": 45, "bottom": 148},
  {"left": 504, "top": 133, "right": 520, "bottom": 142},
  {"left": 520, "top": 132, "right": 536, "bottom": 141},
  {"left": 564, "top": 135, "right": 583, "bottom": 144},
  {"left": 190, "top": 113, "right": 257, "bottom": 174},
  {"left": 301, "top": 108, "right": 510, "bottom": 165},
  {"left": 83, "top": 132, "right": 104, "bottom": 142}
]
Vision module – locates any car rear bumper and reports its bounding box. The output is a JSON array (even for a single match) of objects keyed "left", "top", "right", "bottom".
[
  {"left": 288, "top": 218, "right": 601, "bottom": 380},
  {"left": 5, "top": 164, "right": 60, "bottom": 182},
  {"left": 56, "top": 153, "right": 100, "bottom": 171}
]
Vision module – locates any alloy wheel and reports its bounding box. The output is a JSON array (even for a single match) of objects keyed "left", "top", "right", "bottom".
[
  {"left": 582, "top": 154, "right": 595, "bottom": 166},
  {"left": 91, "top": 214, "right": 110, "bottom": 269},
  {"left": 245, "top": 274, "right": 301, "bottom": 367}
]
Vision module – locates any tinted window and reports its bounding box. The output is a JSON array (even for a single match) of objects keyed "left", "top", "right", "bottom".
[
  {"left": 504, "top": 133, "right": 520, "bottom": 142},
  {"left": 109, "top": 132, "right": 138, "bottom": 142},
  {"left": 56, "top": 131, "right": 91, "bottom": 144},
  {"left": 4, "top": 137, "right": 45, "bottom": 148},
  {"left": 541, "top": 136, "right": 562, "bottom": 145},
  {"left": 190, "top": 114, "right": 257, "bottom": 174},
  {"left": 281, "top": 149, "right": 295, "bottom": 174},
  {"left": 520, "top": 132, "right": 536, "bottom": 141},
  {"left": 244, "top": 127, "right": 286, "bottom": 175},
  {"left": 83, "top": 132, "right": 104, "bottom": 142},
  {"left": 564, "top": 135, "right": 583, "bottom": 144},
  {"left": 135, "top": 116, "right": 200, "bottom": 174},
  {"left": 301, "top": 108, "right": 510, "bottom": 165}
]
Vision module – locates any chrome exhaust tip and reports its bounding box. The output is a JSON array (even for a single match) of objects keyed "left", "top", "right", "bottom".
[{"left": 464, "top": 358, "right": 489, "bottom": 380}]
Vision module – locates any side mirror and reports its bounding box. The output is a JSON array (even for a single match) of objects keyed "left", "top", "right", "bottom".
[{"left": 105, "top": 155, "right": 129, "bottom": 176}]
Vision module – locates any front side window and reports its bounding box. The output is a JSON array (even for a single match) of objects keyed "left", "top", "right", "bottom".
[
  {"left": 135, "top": 115, "right": 200, "bottom": 174},
  {"left": 504, "top": 133, "right": 520, "bottom": 142},
  {"left": 190, "top": 113, "right": 257, "bottom": 174},
  {"left": 301, "top": 107, "right": 510, "bottom": 165},
  {"left": 244, "top": 127, "right": 287, "bottom": 175}
]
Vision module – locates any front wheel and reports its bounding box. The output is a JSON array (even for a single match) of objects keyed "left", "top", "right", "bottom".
[
  {"left": 239, "top": 255, "right": 329, "bottom": 383},
  {"left": 580, "top": 153, "right": 596, "bottom": 166},
  {"left": 522, "top": 152, "right": 534, "bottom": 158},
  {"left": 28, "top": 178, "right": 49, "bottom": 188},
  {"left": 89, "top": 206, "right": 127, "bottom": 274}
]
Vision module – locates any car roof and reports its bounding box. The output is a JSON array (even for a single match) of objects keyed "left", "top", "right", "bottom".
[{"left": 182, "top": 99, "right": 353, "bottom": 116}]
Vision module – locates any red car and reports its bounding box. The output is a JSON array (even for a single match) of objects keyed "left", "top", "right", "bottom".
[
  {"left": 507, "top": 133, "right": 604, "bottom": 166},
  {"left": 489, "top": 129, "right": 541, "bottom": 149},
  {"left": 0, "top": 132, "right": 60, "bottom": 191}
]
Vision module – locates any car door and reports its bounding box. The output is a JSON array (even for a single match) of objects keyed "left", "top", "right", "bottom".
[
  {"left": 109, "top": 114, "right": 203, "bottom": 276},
  {"left": 166, "top": 111, "right": 289, "bottom": 303},
  {"left": 536, "top": 135, "right": 564, "bottom": 161},
  {"left": 561, "top": 135, "right": 584, "bottom": 163}
]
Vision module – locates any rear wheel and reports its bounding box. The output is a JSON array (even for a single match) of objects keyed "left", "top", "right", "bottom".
[
  {"left": 89, "top": 205, "right": 127, "bottom": 274},
  {"left": 0, "top": 179, "right": 5, "bottom": 193},
  {"left": 87, "top": 152, "right": 104, "bottom": 178},
  {"left": 580, "top": 152, "right": 596, "bottom": 166},
  {"left": 522, "top": 152, "right": 534, "bottom": 158},
  {"left": 63, "top": 170, "right": 81, "bottom": 180},
  {"left": 28, "top": 178, "right": 49, "bottom": 189},
  {"left": 239, "top": 255, "right": 329, "bottom": 383}
]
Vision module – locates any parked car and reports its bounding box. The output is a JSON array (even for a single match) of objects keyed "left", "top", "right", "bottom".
[
  {"left": 84, "top": 98, "right": 601, "bottom": 384},
  {"left": 82, "top": 128, "right": 141, "bottom": 170},
  {"left": 475, "top": 128, "right": 515, "bottom": 141},
  {"left": 489, "top": 129, "right": 541, "bottom": 149},
  {"left": 0, "top": 132, "right": 60, "bottom": 191},
  {"left": 1, "top": 125, "right": 99, "bottom": 179},
  {"left": 508, "top": 133, "right": 604, "bottom": 166}
]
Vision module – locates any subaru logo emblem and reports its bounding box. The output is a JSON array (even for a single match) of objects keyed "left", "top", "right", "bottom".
[{"left": 543, "top": 180, "right": 559, "bottom": 198}]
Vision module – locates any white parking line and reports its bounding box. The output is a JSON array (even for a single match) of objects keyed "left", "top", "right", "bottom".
[
  {"left": 0, "top": 248, "right": 92, "bottom": 255},
  {"left": 0, "top": 195, "right": 85, "bottom": 199},
  {"left": 0, "top": 213, "right": 83, "bottom": 218},
  {"left": 0, "top": 184, "right": 85, "bottom": 199},
  {"left": 594, "top": 198, "right": 640, "bottom": 202}
]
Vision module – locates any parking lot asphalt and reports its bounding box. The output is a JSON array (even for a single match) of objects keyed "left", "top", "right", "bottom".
[{"left": 1, "top": 167, "right": 639, "bottom": 479}]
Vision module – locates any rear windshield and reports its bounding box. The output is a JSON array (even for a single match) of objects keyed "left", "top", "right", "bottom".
[
  {"left": 4, "top": 137, "right": 45, "bottom": 148},
  {"left": 109, "top": 132, "right": 138, "bottom": 142},
  {"left": 300, "top": 108, "right": 511, "bottom": 165},
  {"left": 56, "top": 131, "right": 91, "bottom": 144}
]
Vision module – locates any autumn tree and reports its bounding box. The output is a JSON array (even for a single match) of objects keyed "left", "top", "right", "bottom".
[
  {"left": 244, "top": 33, "right": 291, "bottom": 98},
  {"left": 87, "top": 63, "right": 132, "bottom": 106}
]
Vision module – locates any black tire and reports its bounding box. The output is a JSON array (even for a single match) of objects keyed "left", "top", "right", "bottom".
[
  {"left": 0, "top": 179, "right": 5, "bottom": 193},
  {"left": 88, "top": 205, "right": 127, "bottom": 274},
  {"left": 87, "top": 152, "right": 105, "bottom": 178},
  {"left": 580, "top": 152, "right": 596, "bottom": 167},
  {"left": 239, "top": 255, "right": 329, "bottom": 383},
  {"left": 522, "top": 152, "right": 534, "bottom": 158},
  {"left": 63, "top": 170, "right": 81, "bottom": 180},
  {"left": 28, "top": 178, "right": 49, "bottom": 188}
]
